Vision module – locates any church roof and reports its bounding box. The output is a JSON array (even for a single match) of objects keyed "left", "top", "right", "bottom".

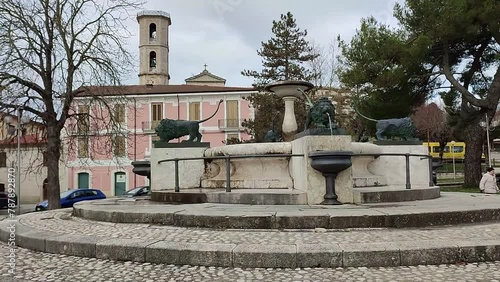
[
  {"left": 185, "top": 68, "right": 226, "bottom": 83},
  {"left": 75, "top": 84, "right": 255, "bottom": 97}
]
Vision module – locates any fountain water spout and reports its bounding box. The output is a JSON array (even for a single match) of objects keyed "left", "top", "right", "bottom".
[{"left": 326, "top": 112, "right": 333, "bottom": 135}]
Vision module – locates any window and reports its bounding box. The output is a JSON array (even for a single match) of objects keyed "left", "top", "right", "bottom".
[
  {"left": 0, "top": 151, "right": 6, "bottom": 167},
  {"left": 149, "top": 23, "right": 157, "bottom": 39},
  {"left": 114, "top": 104, "right": 125, "bottom": 123},
  {"left": 77, "top": 105, "right": 90, "bottom": 134},
  {"left": 151, "top": 103, "right": 163, "bottom": 128},
  {"left": 77, "top": 137, "right": 89, "bottom": 158},
  {"left": 83, "top": 190, "right": 98, "bottom": 197},
  {"left": 189, "top": 102, "right": 200, "bottom": 120},
  {"left": 226, "top": 100, "right": 239, "bottom": 128},
  {"left": 149, "top": 51, "right": 157, "bottom": 68},
  {"left": 114, "top": 136, "right": 126, "bottom": 157}
]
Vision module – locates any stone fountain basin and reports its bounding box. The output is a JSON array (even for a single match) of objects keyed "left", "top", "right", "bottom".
[
  {"left": 309, "top": 151, "right": 354, "bottom": 174},
  {"left": 264, "top": 80, "right": 314, "bottom": 98},
  {"left": 202, "top": 142, "right": 294, "bottom": 189}
]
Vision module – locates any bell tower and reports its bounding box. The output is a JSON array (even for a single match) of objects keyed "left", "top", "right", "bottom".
[{"left": 137, "top": 10, "right": 171, "bottom": 85}]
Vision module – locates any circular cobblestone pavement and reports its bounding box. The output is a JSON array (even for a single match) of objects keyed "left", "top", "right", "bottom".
[
  {"left": 14, "top": 210, "right": 500, "bottom": 245},
  {"left": 1, "top": 243, "right": 500, "bottom": 282}
]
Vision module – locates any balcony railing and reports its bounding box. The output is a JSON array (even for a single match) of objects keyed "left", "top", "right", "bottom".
[
  {"left": 142, "top": 121, "right": 161, "bottom": 133},
  {"left": 218, "top": 119, "right": 243, "bottom": 131}
]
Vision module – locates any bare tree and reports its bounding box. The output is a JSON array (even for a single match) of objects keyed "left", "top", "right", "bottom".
[
  {"left": 412, "top": 103, "right": 453, "bottom": 159},
  {"left": 308, "top": 40, "right": 338, "bottom": 88},
  {"left": 0, "top": 0, "right": 143, "bottom": 209}
]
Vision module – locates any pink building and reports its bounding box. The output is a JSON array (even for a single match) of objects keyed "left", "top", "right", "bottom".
[
  {"left": 65, "top": 82, "right": 257, "bottom": 196},
  {"left": 62, "top": 10, "right": 261, "bottom": 196},
  {"left": 64, "top": 10, "right": 258, "bottom": 196}
]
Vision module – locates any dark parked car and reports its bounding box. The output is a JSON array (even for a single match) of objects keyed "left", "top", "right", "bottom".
[
  {"left": 0, "top": 192, "right": 17, "bottom": 209},
  {"left": 35, "top": 188, "right": 106, "bottom": 211},
  {"left": 121, "top": 186, "right": 150, "bottom": 197}
]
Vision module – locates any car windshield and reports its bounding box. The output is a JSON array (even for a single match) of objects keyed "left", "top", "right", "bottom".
[
  {"left": 60, "top": 190, "right": 75, "bottom": 198},
  {"left": 125, "top": 187, "right": 142, "bottom": 195}
]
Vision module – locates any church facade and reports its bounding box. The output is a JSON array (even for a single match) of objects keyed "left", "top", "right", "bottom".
[{"left": 64, "top": 10, "right": 257, "bottom": 196}]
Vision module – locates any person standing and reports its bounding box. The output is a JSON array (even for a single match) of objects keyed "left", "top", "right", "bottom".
[{"left": 479, "top": 167, "right": 499, "bottom": 194}]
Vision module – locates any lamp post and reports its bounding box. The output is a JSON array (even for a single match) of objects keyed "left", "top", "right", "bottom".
[
  {"left": 479, "top": 114, "right": 498, "bottom": 167},
  {"left": 4, "top": 107, "right": 30, "bottom": 215},
  {"left": 485, "top": 114, "right": 492, "bottom": 167},
  {"left": 450, "top": 140, "right": 456, "bottom": 179}
]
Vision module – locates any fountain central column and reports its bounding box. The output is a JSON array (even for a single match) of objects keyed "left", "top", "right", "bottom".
[
  {"left": 265, "top": 80, "right": 314, "bottom": 142},
  {"left": 282, "top": 96, "right": 298, "bottom": 141}
]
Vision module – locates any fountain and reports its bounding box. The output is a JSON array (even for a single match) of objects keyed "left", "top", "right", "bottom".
[
  {"left": 136, "top": 79, "right": 436, "bottom": 206},
  {"left": 264, "top": 80, "right": 314, "bottom": 141}
]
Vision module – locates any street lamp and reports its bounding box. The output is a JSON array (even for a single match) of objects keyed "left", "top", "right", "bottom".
[
  {"left": 480, "top": 114, "right": 493, "bottom": 167},
  {"left": 450, "top": 140, "right": 456, "bottom": 179},
  {"left": 3, "top": 107, "right": 30, "bottom": 215}
]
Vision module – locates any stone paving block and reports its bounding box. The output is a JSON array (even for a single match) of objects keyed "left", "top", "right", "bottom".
[
  {"left": 110, "top": 210, "right": 173, "bottom": 224},
  {"left": 233, "top": 244, "right": 296, "bottom": 268},
  {"left": 146, "top": 241, "right": 236, "bottom": 267},
  {"left": 455, "top": 240, "right": 500, "bottom": 263},
  {"left": 18, "top": 229, "right": 58, "bottom": 252},
  {"left": 0, "top": 220, "right": 16, "bottom": 242},
  {"left": 45, "top": 234, "right": 103, "bottom": 257},
  {"left": 329, "top": 214, "right": 387, "bottom": 229},
  {"left": 76, "top": 207, "right": 114, "bottom": 222},
  {"left": 275, "top": 212, "right": 330, "bottom": 229},
  {"left": 296, "top": 244, "right": 342, "bottom": 268},
  {"left": 340, "top": 242, "right": 400, "bottom": 267},
  {"left": 174, "top": 211, "right": 275, "bottom": 229},
  {"left": 96, "top": 239, "right": 159, "bottom": 262},
  {"left": 397, "top": 240, "right": 459, "bottom": 266}
]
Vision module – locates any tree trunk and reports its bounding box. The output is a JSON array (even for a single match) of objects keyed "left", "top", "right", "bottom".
[
  {"left": 462, "top": 121, "right": 485, "bottom": 188},
  {"left": 46, "top": 124, "right": 62, "bottom": 210}
]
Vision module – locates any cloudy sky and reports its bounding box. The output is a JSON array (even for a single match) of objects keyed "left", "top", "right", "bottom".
[{"left": 123, "top": 0, "right": 403, "bottom": 86}]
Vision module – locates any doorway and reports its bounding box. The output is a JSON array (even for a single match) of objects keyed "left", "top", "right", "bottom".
[
  {"left": 114, "top": 172, "right": 126, "bottom": 196},
  {"left": 77, "top": 172, "right": 89, "bottom": 189}
]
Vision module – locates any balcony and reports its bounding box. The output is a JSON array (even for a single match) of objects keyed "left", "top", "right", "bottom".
[
  {"left": 218, "top": 119, "right": 244, "bottom": 131},
  {"left": 142, "top": 121, "right": 161, "bottom": 133}
]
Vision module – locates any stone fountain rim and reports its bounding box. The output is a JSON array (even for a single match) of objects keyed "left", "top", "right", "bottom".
[
  {"left": 264, "top": 80, "right": 314, "bottom": 92},
  {"left": 204, "top": 142, "right": 292, "bottom": 157},
  {"left": 309, "top": 150, "right": 354, "bottom": 158}
]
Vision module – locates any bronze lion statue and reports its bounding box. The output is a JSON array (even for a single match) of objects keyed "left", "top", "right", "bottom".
[
  {"left": 155, "top": 99, "right": 223, "bottom": 142},
  {"left": 305, "top": 97, "right": 336, "bottom": 130}
]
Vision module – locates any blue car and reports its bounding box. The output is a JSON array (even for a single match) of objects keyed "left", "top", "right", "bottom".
[{"left": 35, "top": 188, "right": 106, "bottom": 211}]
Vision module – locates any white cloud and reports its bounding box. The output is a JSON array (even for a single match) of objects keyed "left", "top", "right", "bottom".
[{"left": 121, "top": 0, "right": 404, "bottom": 86}]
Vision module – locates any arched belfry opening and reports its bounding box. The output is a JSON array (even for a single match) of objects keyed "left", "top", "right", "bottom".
[
  {"left": 149, "top": 23, "right": 156, "bottom": 39},
  {"left": 149, "top": 51, "right": 156, "bottom": 68}
]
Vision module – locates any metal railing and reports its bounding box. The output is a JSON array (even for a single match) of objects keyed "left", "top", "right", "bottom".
[
  {"left": 157, "top": 152, "right": 433, "bottom": 192},
  {"left": 354, "top": 153, "right": 434, "bottom": 189},
  {"left": 158, "top": 154, "right": 304, "bottom": 192}
]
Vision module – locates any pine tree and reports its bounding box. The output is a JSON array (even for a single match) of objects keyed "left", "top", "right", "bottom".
[{"left": 241, "top": 12, "right": 319, "bottom": 142}]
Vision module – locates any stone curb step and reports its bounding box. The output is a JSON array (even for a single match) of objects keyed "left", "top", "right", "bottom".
[
  {"left": 1, "top": 220, "right": 500, "bottom": 268},
  {"left": 73, "top": 204, "right": 500, "bottom": 229}
]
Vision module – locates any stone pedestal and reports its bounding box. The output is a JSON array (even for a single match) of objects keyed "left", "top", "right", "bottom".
[
  {"left": 202, "top": 143, "right": 293, "bottom": 189},
  {"left": 369, "top": 144, "right": 430, "bottom": 186},
  {"left": 150, "top": 145, "right": 208, "bottom": 190},
  {"left": 290, "top": 136, "right": 353, "bottom": 204},
  {"left": 282, "top": 96, "right": 298, "bottom": 141},
  {"left": 351, "top": 142, "right": 386, "bottom": 187}
]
